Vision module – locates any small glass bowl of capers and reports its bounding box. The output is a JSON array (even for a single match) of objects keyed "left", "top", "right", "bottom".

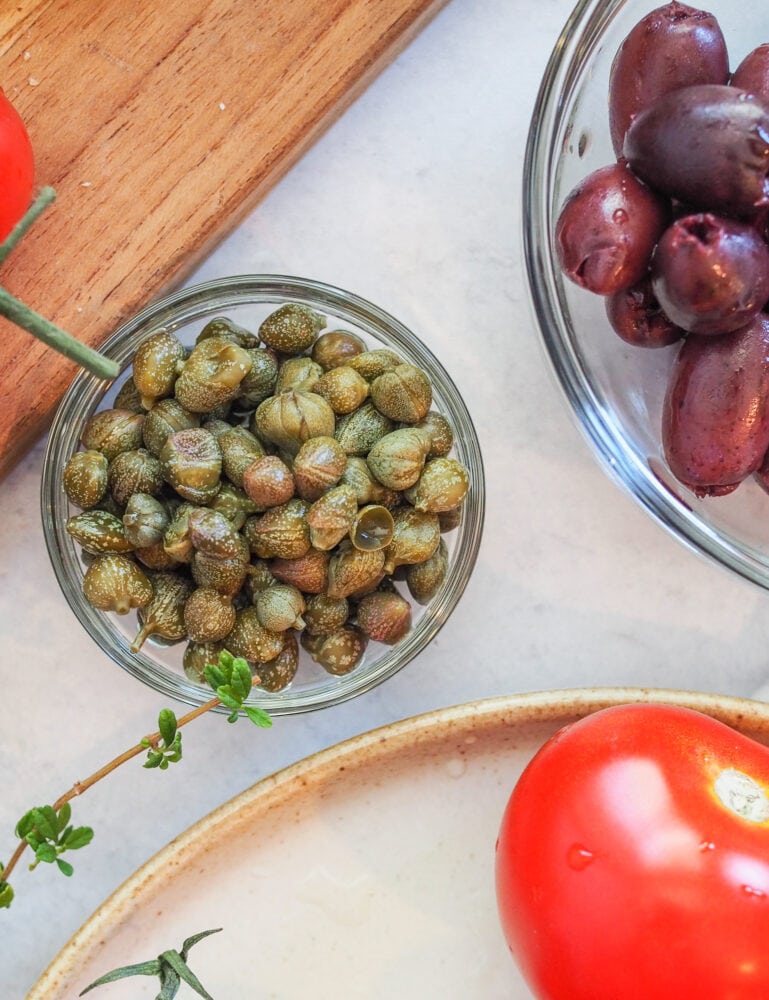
[{"left": 42, "top": 275, "right": 484, "bottom": 715}]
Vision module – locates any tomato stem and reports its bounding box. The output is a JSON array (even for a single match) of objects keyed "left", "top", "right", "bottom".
[{"left": 0, "top": 186, "right": 56, "bottom": 267}]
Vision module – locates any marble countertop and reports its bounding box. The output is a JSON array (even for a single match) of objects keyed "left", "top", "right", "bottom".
[{"left": 6, "top": 0, "right": 769, "bottom": 994}]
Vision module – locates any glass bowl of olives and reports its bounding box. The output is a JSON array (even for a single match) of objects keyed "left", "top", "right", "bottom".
[
  {"left": 42, "top": 275, "right": 484, "bottom": 714},
  {"left": 525, "top": 0, "right": 769, "bottom": 590}
]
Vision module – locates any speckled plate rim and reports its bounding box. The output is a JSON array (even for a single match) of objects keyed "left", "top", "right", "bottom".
[{"left": 29, "top": 685, "right": 769, "bottom": 998}]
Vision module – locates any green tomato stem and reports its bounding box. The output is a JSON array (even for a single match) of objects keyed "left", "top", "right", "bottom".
[{"left": 0, "top": 186, "right": 57, "bottom": 267}]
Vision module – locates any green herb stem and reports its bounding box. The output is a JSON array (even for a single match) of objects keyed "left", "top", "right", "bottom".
[{"left": 0, "top": 186, "right": 57, "bottom": 267}]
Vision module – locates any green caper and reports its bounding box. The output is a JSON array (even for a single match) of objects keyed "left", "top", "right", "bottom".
[
  {"left": 187, "top": 507, "right": 242, "bottom": 559},
  {"left": 366, "top": 427, "right": 431, "bottom": 490},
  {"left": 383, "top": 507, "right": 441, "bottom": 574},
  {"left": 269, "top": 548, "right": 330, "bottom": 594},
  {"left": 313, "top": 365, "right": 370, "bottom": 415},
  {"left": 292, "top": 436, "right": 347, "bottom": 502},
  {"left": 82, "top": 554, "right": 153, "bottom": 614},
  {"left": 225, "top": 606, "right": 285, "bottom": 662},
  {"left": 252, "top": 390, "right": 336, "bottom": 454},
  {"left": 412, "top": 411, "right": 454, "bottom": 457},
  {"left": 255, "top": 583, "right": 306, "bottom": 632},
  {"left": 306, "top": 484, "right": 358, "bottom": 551},
  {"left": 142, "top": 398, "right": 200, "bottom": 457},
  {"left": 80, "top": 408, "right": 145, "bottom": 461},
  {"left": 258, "top": 303, "right": 325, "bottom": 354},
  {"left": 122, "top": 493, "right": 170, "bottom": 548},
  {"left": 190, "top": 534, "right": 250, "bottom": 597},
  {"left": 244, "top": 558, "right": 276, "bottom": 599},
  {"left": 255, "top": 632, "right": 299, "bottom": 692},
  {"left": 219, "top": 425, "right": 265, "bottom": 489},
  {"left": 131, "top": 572, "right": 194, "bottom": 651},
  {"left": 200, "top": 418, "right": 233, "bottom": 440},
  {"left": 134, "top": 540, "right": 179, "bottom": 571},
  {"left": 302, "top": 625, "right": 367, "bottom": 675},
  {"left": 160, "top": 428, "right": 222, "bottom": 503},
  {"left": 326, "top": 542, "right": 385, "bottom": 599},
  {"left": 113, "top": 377, "right": 146, "bottom": 413},
  {"left": 311, "top": 330, "right": 366, "bottom": 371},
  {"left": 196, "top": 316, "right": 260, "bottom": 348},
  {"left": 339, "top": 456, "right": 398, "bottom": 507},
  {"left": 370, "top": 363, "right": 432, "bottom": 423},
  {"left": 242, "top": 499, "right": 310, "bottom": 560},
  {"left": 205, "top": 481, "right": 260, "bottom": 530},
  {"left": 163, "top": 502, "right": 198, "bottom": 563},
  {"left": 132, "top": 328, "right": 186, "bottom": 410},
  {"left": 108, "top": 448, "right": 163, "bottom": 507},
  {"left": 303, "top": 594, "right": 349, "bottom": 636},
  {"left": 242, "top": 455, "right": 295, "bottom": 508},
  {"left": 334, "top": 401, "right": 394, "bottom": 456},
  {"left": 174, "top": 337, "right": 253, "bottom": 413},
  {"left": 183, "top": 640, "right": 225, "bottom": 683},
  {"left": 350, "top": 504, "right": 394, "bottom": 551},
  {"left": 346, "top": 348, "right": 403, "bottom": 381},
  {"left": 236, "top": 347, "right": 279, "bottom": 408},
  {"left": 63, "top": 449, "right": 109, "bottom": 509},
  {"left": 406, "top": 537, "right": 449, "bottom": 604},
  {"left": 355, "top": 591, "right": 412, "bottom": 645},
  {"left": 403, "top": 456, "right": 470, "bottom": 513},
  {"left": 66, "top": 509, "right": 134, "bottom": 555},
  {"left": 274, "top": 356, "right": 324, "bottom": 394},
  {"left": 183, "top": 586, "right": 237, "bottom": 642}
]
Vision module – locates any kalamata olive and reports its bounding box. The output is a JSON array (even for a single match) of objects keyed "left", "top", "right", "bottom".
[
  {"left": 651, "top": 213, "right": 769, "bottom": 334},
  {"left": 662, "top": 314, "right": 769, "bottom": 492},
  {"left": 605, "top": 276, "right": 684, "bottom": 347},
  {"left": 624, "top": 85, "right": 769, "bottom": 218},
  {"left": 555, "top": 161, "right": 670, "bottom": 295},
  {"left": 731, "top": 44, "right": 769, "bottom": 103},
  {"left": 608, "top": 2, "right": 728, "bottom": 155}
]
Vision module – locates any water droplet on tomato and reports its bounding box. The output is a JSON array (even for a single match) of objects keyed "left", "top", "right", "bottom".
[
  {"left": 567, "top": 844, "right": 595, "bottom": 870},
  {"left": 742, "top": 884, "right": 767, "bottom": 900},
  {"left": 612, "top": 208, "right": 629, "bottom": 225}
]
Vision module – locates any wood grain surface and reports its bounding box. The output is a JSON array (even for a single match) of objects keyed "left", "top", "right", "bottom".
[{"left": 0, "top": 0, "right": 446, "bottom": 479}]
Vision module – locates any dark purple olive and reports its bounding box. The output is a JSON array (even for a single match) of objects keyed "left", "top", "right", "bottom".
[
  {"left": 605, "top": 276, "right": 684, "bottom": 347},
  {"left": 651, "top": 213, "right": 769, "bottom": 334},
  {"left": 624, "top": 85, "right": 769, "bottom": 218},
  {"left": 609, "top": 2, "right": 728, "bottom": 156},
  {"left": 731, "top": 44, "right": 769, "bottom": 104},
  {"left": 662, "top": 314, "right": 769, "bottom": 492},
  {"left": 555, "top": 161, "right": 670, "bottom": 295}
]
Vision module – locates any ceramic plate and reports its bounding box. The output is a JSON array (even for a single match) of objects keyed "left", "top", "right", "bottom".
[{"left": 31, "top": 687, "right": 769, "bottom": 999}]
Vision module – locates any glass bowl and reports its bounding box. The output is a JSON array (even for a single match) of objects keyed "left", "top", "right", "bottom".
[
  {"left": 41, "top": 275, "right": 484, "bottom": 715},
  {"left": 524, "top": 0, "right": 769, "bottom": 589}
]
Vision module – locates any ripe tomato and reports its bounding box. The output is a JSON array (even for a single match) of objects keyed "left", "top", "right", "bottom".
[
  {"left": 496, "top": 703, "right": 769, "bottom": 1000},
  {"left": 0, "top": 89, "right": 34, "bottom": 241}
]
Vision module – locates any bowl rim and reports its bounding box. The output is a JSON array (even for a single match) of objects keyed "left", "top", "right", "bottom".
[
  {"left": 523, "top": 0, "right": 769, "bottom": 591},
  {"left": 41, "top": 274, "right": 485, "bottom": 715}
]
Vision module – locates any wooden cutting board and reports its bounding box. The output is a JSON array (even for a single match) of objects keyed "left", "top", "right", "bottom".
[{"left": 0, "top": 0, "right": 447, "bottom": 480}]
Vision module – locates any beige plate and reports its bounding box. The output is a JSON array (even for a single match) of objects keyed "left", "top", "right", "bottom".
[{"left": 31, "top": 687, "right": 769, "bottom": 999}]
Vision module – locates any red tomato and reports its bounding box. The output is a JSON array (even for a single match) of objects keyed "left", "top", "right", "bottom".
[
  {"left": 0, "top": 89, "right": 34, "bottom": 241},
  {"left": 496, "top": 703, "right": 769, "bottom": 1000}
]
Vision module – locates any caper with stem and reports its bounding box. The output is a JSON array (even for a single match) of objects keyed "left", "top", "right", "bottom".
[
  {"left": 255, "top": 583, "right": 306, "bottom": 632},
  {"left": 131, "top": 572, "right": 194, "bottom": 651},
  {"left": 174, "top": 336, "right": 253, "bottom": 413},
  {"left": 382, "top": 507, "right": 441, "bottom": 574},
  {"left": 122, "top": 493, "right": 170, "bottom": 548},
  {"left": 67, "top": 509, "right": 134, "bottom": 555},
  {"left": 311, "top": 329, "right": 366, "bottom": 370},
  {"left": 82, "top": 554, "right": 153, "bottom": 615}
]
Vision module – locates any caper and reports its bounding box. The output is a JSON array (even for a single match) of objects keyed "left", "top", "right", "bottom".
[
  {"left": 339, "top": 456, "right": 398, "bottom": 507},
  {"left": 404, "top": 456, "right": 470, "bottom": 513},
  {"left": 275, "top": 356, "right": 324, "bottom": 394},
  {"left": 270, "top": 548, "right": 330, "bottom": 594},
  {"left": 242, "top": 499, "right": 310, "bottom": 560},
  {"left": 356, "top": 591, "right": 412, "bottom": 645},
  {"left": 187, "top": 508, "right": 242, "bottom": 559},
  {"left": 82, "top": 554, "right": 153, "bottom": 615},
  {"left": 113, "top": 377, "right": 146, "bottom": 413},
  {"left": 366, "top": 427, "right": 431, "bottom": 490},
  {"left": 183, "top": 640, "right": 225, "bottom": 683},
  {"left": 235, "top": 346, "right": 279, "bottom": 408},
  {"left": 292, "top": 436, "right": 347, "bottom": 502},
  {"left": 163, "top": 502, "right": 198, "bottom": 563},
  {"left": 253, "top": 390, "right": 336, "bottom": 454},
  {"left": 201, "top": 417, "right": 233, "bottom": 440},
  {"left": 225, "top": 606, "right": 285, "bottom": 662},
  {"left": 370, "top": 363, "right": 432, "bottom": 423},
  {"left": 80, "top": 408, "right": 145, "bottom": 461},
  {"left": 303, "top": 594, "right": 349, "bottom": 636},
  {"left": 183, "top": 586, "right": 237, "bottom": 642},
  {"left": 66, "top": 509, "right": 134, "bottom": 555},
  {"left": 191, "top": 534, "right": 250, "bottom": 597},
  {"left": 196, "top": 316, "right": 259, "bottom": 349},
  {"left": 134, "top": 540, "right": 179, "bottom": 571},
  {"left": 346, "top": 348, "right": 402, "bottom": 381},
  {"left": 306, "top": 484, "right": 358, "bottom": 551},
  {"left": 174, "top": 337, "right": 252, "bottom": 413},
  {"left": 123, "top": 493, "right": 170, "bottom": 548},
  {"left": 108, "top": 448, "right": 163, "bottom": 507},
  {"left": 63, "top": 449, "right": 109, "bottom": 509},
  {"left": 205, "top": 481, "right": 259, "bottom": 530},
  {"left": 258, "top": 303, "right": 325, "bottom": 354},
  {"left": 219, "top": 425, "right": 265, "bottom": 489},
  {"left": 406, "top": 537, "right": 448, "bottom": 604},
  {"left": 244, "top": 558, "right": 277, "bottom": 599},
  {"left": 132, "top": 328, "right": 186, "bottom": 410},
  {"left": 438, "top": 505, "right": 462, "bottom": 533},
  {"left": 326, "top": 542, "right": 385, "bottom": 599},
  {"left": 142, "top": 398, "right": 200, "bottom": 457},
  {"left": 131, "top": 572, "right": 194, "bottom": 651},
  {"left": 160, "top": 428, "right": 222, "bottom": 504},
  {"left": 313, "top": 365, "right": 370, "bottom": 415},
  {"left": 350, "top": 504, "right": 394, "bottom": 551},
  {"left": 255, "top": 583, "right": 306, "bottom": 631},
  {"left": 242, "top": 455, "right": 295, "bottom": 508},
  {"left": 302, "top": 625, "right": 367, "bottom": 675},
  {"left": 311, "top": 330, "right": 366, "bottom": 370},
  {"left": 412, "top": 411, "right": 454, "bottom": 457},
  {"left": 256, "top": 632, "right": 299, "bottom": 692},
  {"left": 383, "top": 507, "right": 441, "bottom": 574},
  {"left": 334, "top": 402, "right": 394, "bottom": 456}
]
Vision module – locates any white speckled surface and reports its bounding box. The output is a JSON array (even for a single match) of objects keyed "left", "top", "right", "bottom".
[{"left": 5, "top": 0, "right": 769, "bottom": 995}]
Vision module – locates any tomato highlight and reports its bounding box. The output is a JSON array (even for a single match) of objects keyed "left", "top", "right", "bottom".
[{"left": 495, "top": 703, "right": 769, "bottom": 1000}]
